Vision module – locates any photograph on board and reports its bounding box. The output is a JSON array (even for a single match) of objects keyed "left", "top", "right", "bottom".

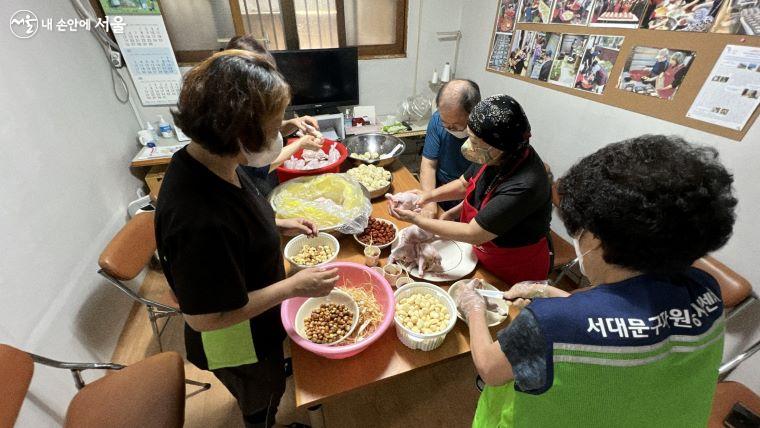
[
  {"left": 495, "top": 0, "right": 522, "bottom": 32},
  {"left": 527, "top": 32, "right": 561, "bottom": 81},
  {"left": 575, "top": 35, "right": 626, "bottom": 94},
  {"left": 551, "top": 0, "right": 595, "bottom": 24},
  {"left": 618, "top": 46, "right": 696, "bottom": 100},
  {"left": 518, "top": 0, "right": 555, "bottom": 23},
  {"left": 710, "top": 0, "right": 760, "bottom": 35},
  {"left": 589, "top": 0, "right": 650, "bottom": 27},
  {"left": 488, "top": 33, "right": 515, "bottom": 72},
  {"left": 548, "top": 34, "right": 591, "bottom": 87},
  {"left": 640, "top": 0, "right": 723, "bottom": 32},
  {"left": 507, "top": 30, "right": 538, "bottom": 76}
]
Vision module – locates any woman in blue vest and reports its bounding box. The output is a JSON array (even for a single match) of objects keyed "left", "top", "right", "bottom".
[{"left": 456, "top": 135, "right": 737, "bottom": 427}]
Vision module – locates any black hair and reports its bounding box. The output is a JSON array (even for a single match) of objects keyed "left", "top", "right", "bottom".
[
  {"left": 558, "top": 135, "right": 737, "bottom": 274},
  {"left": 225, "top": 34, "right": 277, "bottom": 67},
  {"left": 435, "top": 79, "right": 481, "bottom": 113}
]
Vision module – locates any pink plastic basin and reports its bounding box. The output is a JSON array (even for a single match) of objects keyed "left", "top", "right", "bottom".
[{"left": 281, "top": 261, "right": 395, "bottom": 359}]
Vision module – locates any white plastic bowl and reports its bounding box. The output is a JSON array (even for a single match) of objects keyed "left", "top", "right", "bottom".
[
  {"left": 294, "top": 289, "right": 360, "bottom": 346},
  {"left": 353, "top": 218, "right": 399, "bottom": 250},
  {"left": 284, "top": 232, "right": 340, "bottom": 271},
  {"left": 393, "top": 282, "right": 457, "bottom": 351},
  {"left": 448, "top": 279, "right": 509, "bottom": 327}
]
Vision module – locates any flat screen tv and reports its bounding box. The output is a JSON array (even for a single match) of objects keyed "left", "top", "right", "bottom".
[{"left": 272, "top": 47, "right": 359, "bottom": 113}]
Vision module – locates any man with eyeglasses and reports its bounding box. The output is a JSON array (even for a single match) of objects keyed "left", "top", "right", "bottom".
[{"left": 420, "top": 79, "right": 481, "bottom": 216}]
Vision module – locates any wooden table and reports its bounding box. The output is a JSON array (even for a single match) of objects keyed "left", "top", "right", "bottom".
[{"left": 290, "top": 160, "right": 516, "bottom": 414}]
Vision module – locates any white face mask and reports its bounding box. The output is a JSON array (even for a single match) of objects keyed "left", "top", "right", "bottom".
[
  {"left": 572, "top": 231, "right": 593, "bottom": 276},
  {"left": 241, "top": 132, "right": 283, "bottom": 167},
  {"left": 446, "top": 128, "right": 469, "bottom": 139}
]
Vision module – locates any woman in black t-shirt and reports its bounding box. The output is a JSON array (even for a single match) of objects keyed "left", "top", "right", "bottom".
[
  {"left": 389, "top": 95, "right": 552, "bottom": 286},
  {"left": 156, "top": 50, "right": 339, "bottom": 428}
]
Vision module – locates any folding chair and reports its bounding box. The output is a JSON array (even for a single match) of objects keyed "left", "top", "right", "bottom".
[
  {"left": 0, "top": 344, "right": 34, "bottom": 427},
  {"left": 1, "top": 343, "right": 186, "bottom": 428},
  {"left": 98, "top": 211, "right": 179, "bottom": 352},
  {"left": 34, "top": 348, "right": 185, "bottom": 427},
  {"left": 98, "top": 212, "right": 210, "bottom": 392},
  {"left": 709, "top": 381, "right": 760, "bottom": 428}
]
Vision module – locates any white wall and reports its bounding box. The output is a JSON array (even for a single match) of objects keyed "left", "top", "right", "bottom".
[
  {"left": 0, "top": 1, "right": 145, "bottom": 425},
  {"left": 138, "top": 0, "right": 464, "bottom": 130},
  {"left": 456, "top": 0, "right": 760, "bottom": 392},
  {"left": 0, "top": 1, "right": 463, "bottom": 425}
]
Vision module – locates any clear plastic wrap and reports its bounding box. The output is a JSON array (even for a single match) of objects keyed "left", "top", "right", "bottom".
[{"left": 269, "top": 174, "right": 371, "bottom": 234}]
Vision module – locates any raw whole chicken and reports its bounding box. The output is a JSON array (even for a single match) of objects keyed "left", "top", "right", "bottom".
[
  {"left": 416, "top": 242, "right": 443, "bottom": 276},
  {"left": 385, "top": 192, "right": 422, "bottom": 213},
  {"left": 283, "top": 143, "right": 341, "bottom": 170},
  {"left": 388, "top": 225, "right": 443, "bottom": 275}
]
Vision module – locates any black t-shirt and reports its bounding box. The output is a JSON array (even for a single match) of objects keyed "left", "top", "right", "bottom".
[
  {"left": 463, "top": 148, "right": 552, "bottom": 247},
  {"left": 155, "top": 147, "right": 286, "bottom": 370}
]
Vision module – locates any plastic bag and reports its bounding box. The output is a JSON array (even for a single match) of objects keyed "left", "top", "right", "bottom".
[{"left": 269, "top": 173, "right": 371, "bottom": 234}]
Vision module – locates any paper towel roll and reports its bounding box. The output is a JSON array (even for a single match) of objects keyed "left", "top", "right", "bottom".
[
  {"left": 441, "top": 62, "right": 451, "bottom": 82},
  {"left": 431, "top": 70, "right": 439, "bottom": 84}
]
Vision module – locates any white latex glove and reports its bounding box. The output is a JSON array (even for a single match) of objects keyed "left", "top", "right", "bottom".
[
  {"left": 455, "top": 279, "right": 486, "bottom": 321},
  {"left": 503, "top": 280, "right": 549, "bottom": 309}
]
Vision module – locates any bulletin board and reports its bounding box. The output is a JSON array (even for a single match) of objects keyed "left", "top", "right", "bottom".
[{"left": 484, "top": 1, "right": 760, "bottom": 141}]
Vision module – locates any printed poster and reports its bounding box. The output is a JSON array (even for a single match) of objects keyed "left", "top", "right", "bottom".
[{"left": 687, "top": 45, "right": 760, "bottom": 131}]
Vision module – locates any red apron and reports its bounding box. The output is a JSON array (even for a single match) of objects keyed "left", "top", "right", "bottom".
[{"left": 460, "top": 162, "right": 550, "bottom": 287}]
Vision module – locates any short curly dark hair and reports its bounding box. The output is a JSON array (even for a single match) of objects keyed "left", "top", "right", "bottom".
[{"left": 558, "top": 135, "right": 736, "bottom": 274}]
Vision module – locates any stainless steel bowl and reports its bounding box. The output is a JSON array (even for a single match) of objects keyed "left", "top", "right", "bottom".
[{"left": 343, "top": 133, "right": 406, "bottom": 167}]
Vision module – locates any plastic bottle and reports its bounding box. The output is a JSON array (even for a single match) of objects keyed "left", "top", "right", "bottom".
[
  {"left": 157, "top": 115, "right": 173, "bottom": 138},
  {"left": 145, "top": 121, "right": 158, "bottom": 140},
  {"left": 343, "top": 109, "right": 353, "bottom": 132},
  {"left": 137, "top": 129, "right": 156, "bottom": 146}
]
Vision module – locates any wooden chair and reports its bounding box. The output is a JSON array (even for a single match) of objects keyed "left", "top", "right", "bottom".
[
  {"left": 709, "top": 381, "right": 760, "bottom": 428},
  {"left": 98, "top": 212, "right": 210, "bottom": 392},
  {"left": 98, "top": 211, "right": 179, "bottom": 352},
  {"left": 0, "top": 345, "right": 34, "bottom": 427}
]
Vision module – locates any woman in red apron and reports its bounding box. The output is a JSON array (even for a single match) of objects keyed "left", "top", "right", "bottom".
[
  {"left": 656, "top": 51, "right": 687, "bottom": 100},
  {"left": 389, "top": 95, "right": 552, "bottom": 287}
]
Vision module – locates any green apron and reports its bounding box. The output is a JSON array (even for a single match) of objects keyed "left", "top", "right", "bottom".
[{"left": 201, "top": 321, "right": 258, "bottom": 370}]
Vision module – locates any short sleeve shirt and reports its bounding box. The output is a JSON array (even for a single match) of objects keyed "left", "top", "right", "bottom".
[
  {"left": 462, "top": 148, "right": 552, "bottom": 247},
  {"left": 155, "top": 147, "right": 286, "bottom": 370},
  {"left": 422, "top": 111, "right": 472, "bottom": 185}
]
